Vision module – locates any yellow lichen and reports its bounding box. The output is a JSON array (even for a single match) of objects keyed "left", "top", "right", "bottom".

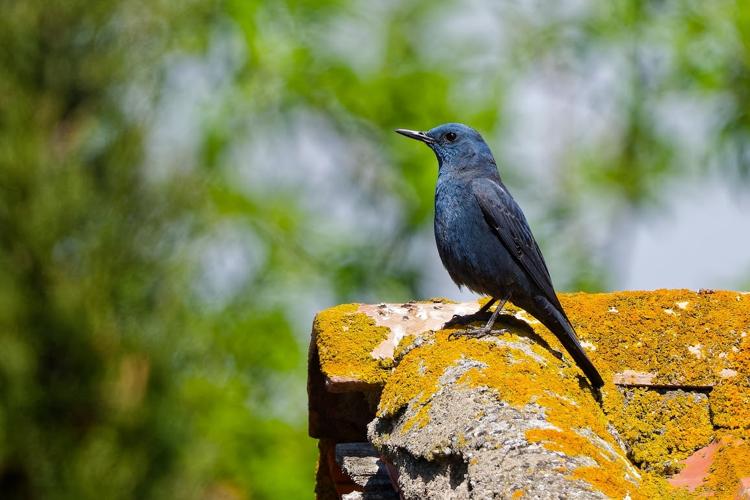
[
  {"left": 525, "top": 429, "right": 608, "bottom": 463},
  {"left": 455, "top": 432, "right": 467, "bottom": 448},
  {"left": 318, "top": 290, "right": 750, "bottom": 498},
  {"left": 573, "top": 465, "right": 690, "bottom": 500},
  {"left": 313, "top": 304, "right": 391, "bottom": 385},
  {"left": 570, "top": 465, "right": 633, "bottom": 498},
  {"left": 560, "top": 290, "right": 750, "bottom": 386},
  {"left": 392, "top": 333, "right": 418, "bottom": 362},
  {"left": 377, "top": 322, "right": 668, "bottom": 498},
  {"left": 525, "top": 412, "right": 692, "bottom": 499},
  {"left": 710, "top": 334, "right": 750, "bottom": 433},
  {"left": 522, "top": 401, "right": 651, "bottom": 499},
  {"left": 606, "top": 388, "right": 714, "bottom": 474},
  {"left": 376, "top": 320, "right": 583, "bottom": 428}
]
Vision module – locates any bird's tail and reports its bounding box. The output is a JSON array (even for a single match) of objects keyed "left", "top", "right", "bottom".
[{"left": 536, "top": 298, "right": 604, "bottom": 388}]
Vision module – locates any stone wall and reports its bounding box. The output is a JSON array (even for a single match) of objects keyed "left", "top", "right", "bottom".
[{"left": 309, "top": 290, "right": 750, "bottom": 499}]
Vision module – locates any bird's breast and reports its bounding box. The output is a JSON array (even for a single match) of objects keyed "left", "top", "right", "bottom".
[{"left": 433, "top": 178, "right": 514, "bottom": 293}]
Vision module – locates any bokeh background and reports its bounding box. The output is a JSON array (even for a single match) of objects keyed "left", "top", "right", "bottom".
[{"left": 2, "top": 0, "right": 749, "bottom": 498}]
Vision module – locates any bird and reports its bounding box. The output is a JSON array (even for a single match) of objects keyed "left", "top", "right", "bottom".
[{"left": 396, "top": 123, "right": 604, "bottom": 388}]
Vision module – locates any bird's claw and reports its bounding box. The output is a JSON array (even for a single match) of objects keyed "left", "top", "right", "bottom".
[{"left": 444, "top": 314, "right": 472, "bottom": 327}]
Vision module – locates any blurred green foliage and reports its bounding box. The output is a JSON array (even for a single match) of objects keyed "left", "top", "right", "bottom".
[{"left": 1, "top": 0, "right": 749, "bottom": 498}]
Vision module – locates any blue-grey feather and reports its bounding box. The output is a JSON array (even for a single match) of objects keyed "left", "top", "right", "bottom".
[{"left": 408, "top": 122, "right": 603, "bottom": 388}]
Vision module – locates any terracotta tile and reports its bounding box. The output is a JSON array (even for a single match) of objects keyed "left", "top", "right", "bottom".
[{"left": 668, "top": 441, "right": 720, "bottom": 491}]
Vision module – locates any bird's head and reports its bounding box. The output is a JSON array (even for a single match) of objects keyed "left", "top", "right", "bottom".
[{"left": 396, "top": 123, "right": 495, "bottom": 173}]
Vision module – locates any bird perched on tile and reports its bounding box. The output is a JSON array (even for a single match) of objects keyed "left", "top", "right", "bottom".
[{"left": 396, "top": 123, "right": 603, "bottom": 388}]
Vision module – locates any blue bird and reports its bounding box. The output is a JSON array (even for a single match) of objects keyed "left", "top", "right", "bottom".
[{"left": 396, "top": 123, "right": 603, "bottom": 388}]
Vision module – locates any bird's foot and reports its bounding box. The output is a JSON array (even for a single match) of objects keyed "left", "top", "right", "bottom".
[
  {"left": 444, "top": 312, "right": 489, "bottom": 328},
  {"left": 448, "top": 327, "right": 508, "bottom": 340}
]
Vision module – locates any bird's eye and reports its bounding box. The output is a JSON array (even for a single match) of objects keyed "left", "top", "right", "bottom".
[{"left": 445, "top": 132, "right": 457, "bottom": 142}]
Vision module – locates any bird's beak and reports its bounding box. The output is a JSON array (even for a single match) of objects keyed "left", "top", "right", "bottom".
[{"left": 395, "top": 128, "right": 435, "bottom": 144}]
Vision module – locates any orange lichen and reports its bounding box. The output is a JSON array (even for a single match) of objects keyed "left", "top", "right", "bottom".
[
  {"left": 560, "top": 290, "right": 750, "bottom": 386},
  {"left": 710, "top": 334, "right": 750, "bottom": 433},
  {"left": 316, "top": 290, "right": 750, "bottom": 498},
  {"left": 392, "top": 333, "right": 418, "bottom": 362},
  {"left": 526, "top": 426, "right": 687, "bottom": 499},
  {"left": 377, "top": 320, "right": 587, "bottom": 428},
  {"left": 711, "top": 385, "right": 750, "bottom": 434},
  {"left": 523, "top": 406, "right": 649, "bottom": 498},
  {"left": 573, "top": 465, "right": 689, "bottom": 499},
  {"left": 313, "top": 304, "right": 391, "bottom": 385},
  {"left": 377, "top": 321, "right": 663, "bottom": 498},
  {"left": 525, "top": 428, "right": 608, "bottom": 462}
]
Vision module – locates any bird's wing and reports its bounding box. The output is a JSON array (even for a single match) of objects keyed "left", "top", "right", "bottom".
[{"left": 471, "top": 178, "right": 561, "bottom": 309}]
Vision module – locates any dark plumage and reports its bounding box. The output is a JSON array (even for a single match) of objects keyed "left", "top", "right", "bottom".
[{"left": 396, "top": 123, "right": 604, "bottom": 388}]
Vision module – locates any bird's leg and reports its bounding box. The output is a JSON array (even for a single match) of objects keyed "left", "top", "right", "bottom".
[
  {"left": 444, "top": 297, "right": 497, "bottom": 327},
  {"left": 450, "top": 295, "right": 511, "bottom": 339},
  {"left": 476, "top": 297, "right": 498, "bottom": 315}
]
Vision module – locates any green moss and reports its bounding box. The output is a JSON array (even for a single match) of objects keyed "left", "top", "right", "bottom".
[{"left": 313, "top": 304, "right": 391, "bottom": 386}]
